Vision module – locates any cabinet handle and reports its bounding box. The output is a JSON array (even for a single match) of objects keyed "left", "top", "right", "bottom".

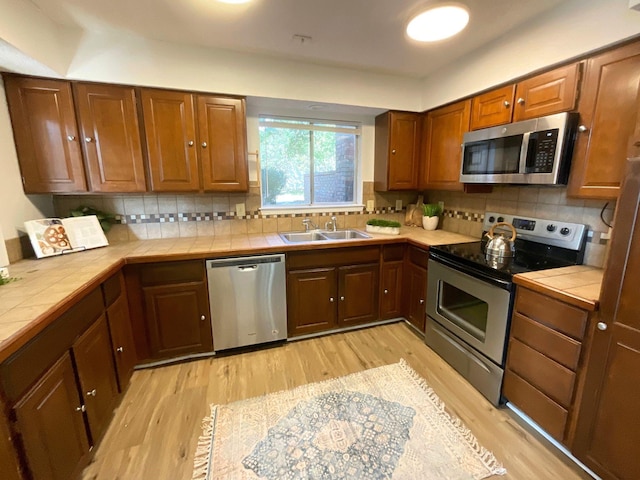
[
  {"left": 503, "top": 101, "right": 510, "bottom": 108},
  {"left": 85, "top": 137, "right": 93, "bottom": 143},
  {"left": 76, "top": 405, "right": 86, "bottom": 413},
  {"left": 597, "top": 322, "right": 608, "bottom": 331},
  {"left": 384, "top": 289, "right": 388, "bottom": 294},
  {"left": 578, "top": 125, "right": 588, "bottom": 133},
  {"left": 200, "top": 315, "right": 206, "bottom": 321},
  {"left": 67, "top": 135, "right": 76, "bottom": 141},
  {"left": 116, "top": 346, "right": 124, "bottom": 353},
  {"left": 391, "top": 149, "right": 396, "bottom": 154},
  {"left": 517, "top": 97, "right": 525, "bottom": 105},
  {"left": 329, "top": 297, "right": 334, "bottom": 303},
  {"left": 201, "top": 142, "right": 208, "bottom": 148},
  {"left": 419, "top": 299, "right": 425, "bottom": 305},
  {"left": 86, "top": 389, "right": 97, "bottom": 397},
  {"left": 188, "top": 140, "right": 194, "bottom": 147}
]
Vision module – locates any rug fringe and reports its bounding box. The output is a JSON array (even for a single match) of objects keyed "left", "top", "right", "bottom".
[
  {"left": 398, "top": 359, "right": 507, "bottom": 478},
  {"left": 192, "top": 404, "right": 217, "bottom": 480}
]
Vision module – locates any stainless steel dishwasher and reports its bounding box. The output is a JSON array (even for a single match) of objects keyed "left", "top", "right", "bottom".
[{"left": 206, "top": 254, "right": 287, "bottom": 352}]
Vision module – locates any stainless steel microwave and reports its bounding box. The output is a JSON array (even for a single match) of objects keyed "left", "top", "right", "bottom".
[{"left": 460, "top": 112, "right": 579, "bottom": 185}]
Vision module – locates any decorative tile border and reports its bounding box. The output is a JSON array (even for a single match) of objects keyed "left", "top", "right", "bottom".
[{"left": 443, "top": 209, "right": 484, "bottom": 223}]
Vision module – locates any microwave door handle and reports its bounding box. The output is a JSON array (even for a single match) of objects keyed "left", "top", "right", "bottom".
[{"left": 519, "top": 131, "right": 532, "bottom": 173}]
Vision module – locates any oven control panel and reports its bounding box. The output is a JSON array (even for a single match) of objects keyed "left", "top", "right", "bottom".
[{"left": 483, "top": 212, "right": 588, "bottom": 250}]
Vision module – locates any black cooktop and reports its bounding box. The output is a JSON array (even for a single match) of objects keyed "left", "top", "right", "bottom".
[{"left": 429, "top": 238, "right": 582, "bottom": 283}]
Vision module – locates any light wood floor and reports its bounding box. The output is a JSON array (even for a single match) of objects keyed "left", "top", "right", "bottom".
[{"left": 82, "top": 322, "right": 589, "bottom": 479}]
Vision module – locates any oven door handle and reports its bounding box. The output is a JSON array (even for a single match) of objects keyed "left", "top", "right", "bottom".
[{"left": 428, "top": 253, "right": 512, "bottom": 291}]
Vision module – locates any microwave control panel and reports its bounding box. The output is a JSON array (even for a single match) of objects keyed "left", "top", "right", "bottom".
[{"left": 526, "top": 128, "right": 559, "bottom": 173}]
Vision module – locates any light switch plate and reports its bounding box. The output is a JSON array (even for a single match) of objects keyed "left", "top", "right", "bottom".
[
  {"left": 366, "top": 200, "right": 375, "bottom": 211},
  {"left": 236, "top": 203, "right": 246, "bottom": 217},
  {"left": 395, "top": 199, "right": 403, "bottom": 211}
]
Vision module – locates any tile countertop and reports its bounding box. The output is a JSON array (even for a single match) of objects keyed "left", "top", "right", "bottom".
[
  {"left": 0, "top": 227, "right": 477, "bottom": 361},
  {"left": 513, "top": 265, "right": 604, "bottom": 311}
]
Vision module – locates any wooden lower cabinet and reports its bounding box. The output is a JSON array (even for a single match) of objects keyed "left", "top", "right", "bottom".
[
  {"left": 404, "top": 246, "right": 428, "bottom": 332},
  {"left": 338, "top": 264, "right": 379, "bottom": 327},
  {"left": 14, "top": 353, "right": 90, "bottom": 480},
  {"left": 106, "top": 294, "right": 137, "bottom": 391},
  {"left": 287, "top": 267, "right": 338, "bottom": 337},
  {"left": 380, "top": 261, "right": 403, "bottom": 319},
  {"left": 1, "top": 402, "right": 23, "bottom": 480}
]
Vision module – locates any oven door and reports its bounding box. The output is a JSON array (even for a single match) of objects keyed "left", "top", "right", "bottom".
[{"left": 426, "top": 258, "right": 512, "bottom": 365}]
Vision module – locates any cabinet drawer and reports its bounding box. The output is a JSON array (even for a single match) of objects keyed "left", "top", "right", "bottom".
[
  {"left": 511, "top": 313, "right": 582, "bottom": 371},
  {"left": 102, "top": 271, "right": 123, "bottom": 307},
  {"left": 139, "top": 260, "right": 205, "bottom": 286},
  {"left": 287, "top": 246, "right": 379, "bottom": 269},
  {"left": 382, "top": 244, "right": 404, "bottom": 262},
  {"left": 503, "top": 369, "right": 568, "bottom": 443},
  {"left": 507, "top": 338, "right": 576, "bottom": 407},
  {"left": 515, "top": 288, "right": 588, "bottom": 340},
  {"left": 407, "top": 246, "right": 429, "bottom": 269}
]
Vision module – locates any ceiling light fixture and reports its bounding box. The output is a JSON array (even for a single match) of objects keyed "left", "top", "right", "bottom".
[{"left": 406, "top": 4, "right": 469, "bottom": 42}]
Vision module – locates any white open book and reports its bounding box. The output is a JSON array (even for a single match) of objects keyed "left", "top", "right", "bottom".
[{"left": 24, "top": 215, "right": 109, "bottom": 259}]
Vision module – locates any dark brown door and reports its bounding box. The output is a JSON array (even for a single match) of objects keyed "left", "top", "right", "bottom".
[
  {"left": 140, "top": 89, "right": 200, "bottom": 192},
  {"left": 14, "top": 353, "right": 89, "bottom": 480},
  {"left": 197, "top": 96, "right": 248, "bottom": 192},
  {"left": 380, "top": 261, "right": 403, "bottom": 319},
  {"left": 568, "top": 42, "right": 640, "bottom": 199},
  {"left": 573, "top": 158, "right": 640, "bottom": 480},
  {"left": 513, "top": 63, "right": 581, "bottom": 121},
  {"left": 0, "top": 403, "right": 22, "bottom": 480},
  {"left": 287, "top": 268, "right": 338, "bottom": 337},
  {"left": 142, "top": 281, "right": 213, "bottom": 359},
  {"left": 470, "top": 84, "right": 515, "bottom": 130},
  {"left": 106, "top": 294, "right": 137, "bottom": 392},
  {"left": 74, "top": 83, "right": 146, "bottom": 192},
  {"left": 405, "top": 263, "right": 427, "bottom": 332},
  {"left": 419, "top": 99, "right": 471, "bottom": 191},
  {"left": 338, "top": 263, "right": 379, "bottom": 327},
  {"left": 388, "top": 112, "right": 420, "bottom": 190},
  {"left": 73, "top": 314, "right": 119, "bottom": 444},
  {"left": 4, "top": 76, "right": 86, "bottom": 193}
]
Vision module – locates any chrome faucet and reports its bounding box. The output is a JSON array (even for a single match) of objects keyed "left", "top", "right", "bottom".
[
  {"left": 302, "top": 218, "right": 318, "bottom": 231},
  {"left": 325, "top": 216, "right": 338, "bottom": 231}
]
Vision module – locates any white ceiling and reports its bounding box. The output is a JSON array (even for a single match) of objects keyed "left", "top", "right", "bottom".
[{"left": 28, "top": 0, "right": 564, "bottom": 78}]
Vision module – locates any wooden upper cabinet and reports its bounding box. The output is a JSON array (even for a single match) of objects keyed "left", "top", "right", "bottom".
[
  {"left": 374, "top": 111, "right": 420, "bottom": 191},
  {"left": 140, "top": 89, "right": 200, "bottom": 192},
  {"left": 197, "top": 96, "right": 248, "bottom": 192},
  {"left": 513, "top": 63, "right": 581, "bottom": 121},
  {"left": 4, "top": 76, "right": 87, "bottom": 193},
  {"left": 74, "top": 83, "right": 147, "bottom": 192},
  {"left": 419, "top": 100, "right": 471, "bottom": 191},
  {"left": 470, "top": 84, "right": 515, "bottom": 130},
  {"left": 568, "top": 41, "right": 640, "bottom": 199}
]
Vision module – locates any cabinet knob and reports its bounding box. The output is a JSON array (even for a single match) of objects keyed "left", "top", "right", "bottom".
[
  {"left": 86, "top": 389, "right": 97, "bottom": 397},
  {"left": 597, "top": 322, "right": 608, "bottom": 331},
  {"left": 384, "top": 289, "right": 388, "bottom": 294},
  {"left": 329, "top": 297, "right": 334, "bottom": 303},
  {"left": 116, "top": 346, "right": 124, "bottom": 353},
  {"left": 67, "top": 135, "right": 76, "bottom": 141},
  {"left": 578, "top": 125, "right": 589, "bottom": 133},
  {"left": 188, "top": 140, "right": 194, "bottom": 147},
  {"left": 85, "top": 137, "right": 93, "bottom": 143},
  {"left": 200, "top": 315, "right": 206, "bottom": 321},
  {"left": 76, "top": 405, "right": 86, "bottom": 413},
  {"left": 340, "top": 296, "right": 345, "bottom": 301},
  {"left": 517, "top": 97, "right": 525, "bottom": 105},
  {"left": 419, "top": 299, "right": 425, "bottom": 305},
  {"left": 391, "top": 149, "right": 396, "bottom": 154},
  {"left": 201, "top": 142, "right": 208, "bottom": 148},
  {"left": 503, "top": 100, "right": 510, "bottom": 108},
  {"left": 634, "top": 141, "right": 640, "bottom": 147}
]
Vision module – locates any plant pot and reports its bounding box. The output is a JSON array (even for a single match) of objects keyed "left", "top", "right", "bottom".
[
  {"left": 365, "top": 224, "right": 400, "bottom": 235},
  {"left": 422, "top": 216, "right": 439, "bottom": 231}
]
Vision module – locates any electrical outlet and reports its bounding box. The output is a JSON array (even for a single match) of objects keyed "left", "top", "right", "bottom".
[
  {"left": 235, "top": 203, "right": 246, "bottom": 217},
  {"left": 601, "top": 227, "right": 613, "bottom": 240},
  {"left": 395, "top": 199, "right": 403, "bottom": 211},
  {"left": 366, "top": 200, "right": 375, "bottom": 212}
]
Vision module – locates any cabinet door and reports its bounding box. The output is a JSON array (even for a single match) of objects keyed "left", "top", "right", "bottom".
[
  {"left": 573, "top": 159, "right": 640, "bottom": 479},
  {"left": 197, "top": 96, "right": 248, "bottom": 192},
  {"left": 388, "top": 112, "right": 420, "bottom": 190},
  {"left": 106, "top": 294, "right": 137, "bottom": 392},
  {"left": 14, "top": 353, "right": 89, "bottom": 480},
  {"left": 287, "top": 268, "right": 338, "bottom": 337},
  {"left": 73, "top": 314, "right": 119, "bottom": 444},
  {"left": 140, "top": 89, "right": 200, "bottom": 192},
  {"left": 338, "top": 263, "right": 379, "bottom": 327},
  {"left": 470, "top": 84, "right": 515, "bottom": 130},
  {"left": 74, "top": 83, "right": 146, "bottom": 192},
  {"left": 405, "top": 263, "right": 427, "bottom": 332},
  {"left": 513, "top": 63, "right": 581, "bottom": 121},
  {"left": 568, "top": 42, "right": 640, "bottom": 199},
  {"left": 142, "top": 281, "right": 213, "bottom": 359},
  {"left": 380, "top": 261, "right": 403, "bottom": 319},
  {"left": 4, "top": 76, "right": 86, "bottom": 193},
  {"left": 419, "top": 100, "right": 471, "bottom": 191},
  {"left": 0, "top": 404, "right": 22, "bottom": 480}
]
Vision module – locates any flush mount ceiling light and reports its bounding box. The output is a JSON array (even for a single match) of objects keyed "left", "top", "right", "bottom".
[{"left": 406, "top": 4, "right": 469, "bottom": 42}]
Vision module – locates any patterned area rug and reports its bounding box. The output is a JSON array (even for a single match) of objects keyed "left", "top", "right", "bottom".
[{"left": 192, "top": 360, "right": 506, "bottom": 480}]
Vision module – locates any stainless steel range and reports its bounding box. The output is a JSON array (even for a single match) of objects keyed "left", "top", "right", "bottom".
[{"left": 425, "top": 212, "right": 588, "bottom": 405}]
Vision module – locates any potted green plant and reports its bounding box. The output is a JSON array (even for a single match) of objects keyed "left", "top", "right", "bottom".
[
  {"left": 365, "top": 219, "right": 402, "bottom": 235},
  {"left": 422, "top": 203, "right": 442, "bottom": 231}
]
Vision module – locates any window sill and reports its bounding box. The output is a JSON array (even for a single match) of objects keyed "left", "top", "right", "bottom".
[{"left": 259, "top": 205, "right": 365, "bottom": 216}]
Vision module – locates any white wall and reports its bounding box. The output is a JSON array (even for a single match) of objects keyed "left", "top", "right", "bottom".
[{"left": 0, "top": 79, "right": 54, "bottom": 240}]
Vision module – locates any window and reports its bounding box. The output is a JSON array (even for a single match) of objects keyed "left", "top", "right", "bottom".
[{"left": 259, "top": 116, "right": 360, "bottom": 208}]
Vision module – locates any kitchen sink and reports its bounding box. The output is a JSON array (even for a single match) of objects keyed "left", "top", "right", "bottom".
[{"left": 279, "top": 229, "right": 371, "bottom": 244}]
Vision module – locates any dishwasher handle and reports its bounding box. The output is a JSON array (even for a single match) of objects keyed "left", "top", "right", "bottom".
[
  {"left": 206, "top": 254, "right": 284, "bottom": 269},
  {"left": 238, "top": 265, "right": 258, "bottom": 271}
]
